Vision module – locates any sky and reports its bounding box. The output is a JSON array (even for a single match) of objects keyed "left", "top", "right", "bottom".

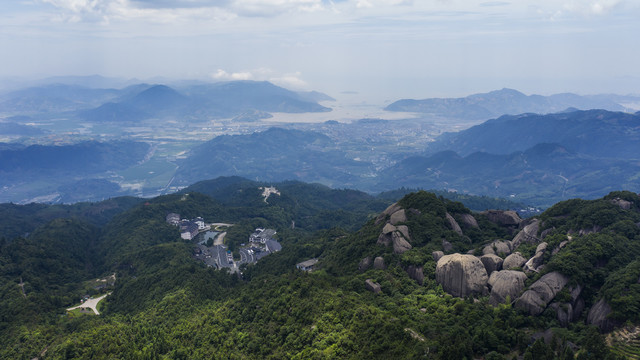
[{"left": 1, "top": 0, "right": 639, "bottom": 101}]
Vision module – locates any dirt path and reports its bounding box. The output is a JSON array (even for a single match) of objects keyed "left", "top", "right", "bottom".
[{"left": 67, "top": 293, "right": 110, "bottom": 315}]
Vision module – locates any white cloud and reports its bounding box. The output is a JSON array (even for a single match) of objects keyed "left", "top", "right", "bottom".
[
  {"left": 270, "top": 72, "right": 308, "bottom": 88},
  {"left": 210, "top": 68, "right": 308, "bottom": 89},
  {"left": 211, "top": 69, "right": 254, "bottom": 80}
]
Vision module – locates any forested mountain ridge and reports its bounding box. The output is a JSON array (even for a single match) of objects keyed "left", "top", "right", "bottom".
[
  {"left": 427, "top": 109, "right": 640, "bottom": 159},
  {"left": 0, "top": 182, "right": 638, "bottom": 359}
]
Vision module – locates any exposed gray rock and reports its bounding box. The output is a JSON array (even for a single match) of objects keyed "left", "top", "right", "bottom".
[
  {"left": 396, "top": 225, "right": 411, "bottom": 242},
  {"left": 524, "top": 242, "right": 548, "bottom": 273},
  {"left": 512, "top": 219, "right": 541, "bottom": 249},
  {"left": 436, "top": 254, "right": 488, "bottom": 298},
  {"left": 573, "top": 297, "right": 585, "bottom": 320},
  {"left": 382, "top": 223, "right": 397, "bottom": 234},
  {"left": 390, "top": 209, "right": 407, "bottom": 225},
  {"left": 611, "top": 198, "right": 632, "bottom": 210},
  {"left": 377, "top": 232, "right": 392, "bottom": 246},
  {"left": 578, "top": 225, "right": 603, "bottom": 236},
  {"left": 482, "top": 210, "right": 522, "bottom": 226},
  {"left": 552, "top": 240, "right": 569, "bottom": 256},
  {"left": 569, "top": 284, "right": 583, "bottom": 303},
  {"left": 406, "top": 265, "right": 424, "bottom": 285},
  {"left": 488, "top": 270, "right": 528, "bottom": 305},
  {"left": 480, "top": 254, "right": 503, "bottom": 276},
  {"left": 446, "top": 213, "right": 463, "bottom": 235},
  {"left": 550, "top": 302, "right": 574, "bottom": 326},
  {"left": 442, "top": 239, "right": 453, "bottom": 252},
  {"left": 365, "top": 279, "right": 382, "bottom": 294},
  {"left": 515, "top": 271, "right": 569, "bottom": 315},
  {"left": 503, "top": 252, "right": 527, "bottom": 269},
  {"left": 483, "top": 210, "right": 522, "bottom": 227},
  {"left": 432, "top": 251, "right": 444, "bottom": 262},
  {"left": 459, "top": 213, "right": 479, "bottom": 228},
  {"left": 483, "top": 240, "right": 512, "bottom": 256},
  {"left": 482, "top": 245, "right": 495, "bottom": 256},
  {"left": 358, "top": 257, "right": 372, "bottom": 272},
  {"left": 373, "top": 256, "right": 386, "bottom": 270},
  {"left": 540, "top": 227, "right": 555, "bottom": 240},
  {"left": 376, "top": 202, "right": 401, "bottom": 224},
  {"left": 392, "top": 231, "right": 412, "bottom": 254},
  {"left": 587, "top": 298, "right": 620, "bottom": 332}
]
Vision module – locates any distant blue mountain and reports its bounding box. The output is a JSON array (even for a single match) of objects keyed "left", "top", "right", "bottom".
[
  {"left": 385, "top": 88, "right": 631, "bottom": 120},
  {"left": 427, "top": 109, "right": 640, "bottom": 159},
  {"left": 79, "top": 81, "right": 332, "bottom": 122},
  {"left": 377, "top": 142, "right": 639, "bottom": 207}
]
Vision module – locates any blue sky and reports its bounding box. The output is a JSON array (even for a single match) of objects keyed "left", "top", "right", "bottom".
[{"left": 1, "top": 0, "right": 639, "bottom": 100}]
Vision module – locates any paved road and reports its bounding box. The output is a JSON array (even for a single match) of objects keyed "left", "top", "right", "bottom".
[{"left": 67, "top": 293, "right": 110, "bottom": 315}]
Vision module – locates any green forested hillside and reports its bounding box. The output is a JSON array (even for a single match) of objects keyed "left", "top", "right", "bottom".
[{"left": 0, "top": 185, "right": 638, "bottom": 359}]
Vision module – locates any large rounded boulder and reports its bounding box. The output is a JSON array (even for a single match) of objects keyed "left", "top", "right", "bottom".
[
  {"left": 503, "top": 252, "right": 527, "bottom": 269},
  {"left": 515, "top": 271, "right": 569, "bottom": 315},
  {"left": 480, "top": 254, "right": 503, "bottom": 275},
  {"left": 488, "top": 270, "right": 528, "bottom": 305},
  {"left": 436, "top": 254, "right": 488, "bottom": 298}
]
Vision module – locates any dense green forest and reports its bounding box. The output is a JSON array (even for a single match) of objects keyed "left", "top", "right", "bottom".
[{"left": 1, "top": 178, "right": 638, "bottom": 359}]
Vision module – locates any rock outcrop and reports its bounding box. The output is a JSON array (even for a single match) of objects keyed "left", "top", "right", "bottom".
[
  {"left": 578, "top": 225, "right": 603, "bottom": 236},
  {"left": 442, "top": 239, "right": 453, "bottom": 252},
  {"left": 396, "top": 225, "right": 411, "bottom": 241},
  {"left": 390, "top": 209, "right": 407, "bottom": 225},
  {"left": 365, "top": 279, "right": 382, "bottom": 294},
  {"left": 587, "top": 298, "right": 620, "bottom": 332},
  {"left": 515, "top": 272, "right": 569, "bottom": 315},
  {"left": 552, "top": 240, "right": 569, "bottom": 256},
  {"left": 512, "top": 219, "right": 541, "bottom": 248},
  {"left": 523, "top": 242, "right": 548, "bottom": 273},
  {"left": 432, "top": 251, "right": 444, "bottom": 262},
  {"left": 503, "top": 252, "right": 527, "bottom": 269},
  {"left": 483, "top": 210, "right": 522, "bottom": 227},
  {"left": 373, "top": 256, "right": 386, "bottom": 270},
  {"left": 611, "top": 198, "right": 632, "bottom": 210},
  {"left": 459, "top": 213, "right": 479, "bottom": 228},
  {"left": 482, "top": 240, "right": 512, "bottom": 256},
  {"left": 358, "top": 257, "right": 372, "bottom": 272},
  {"left": 446, "top": 213, "right": 463, "bottom": 235},
  {"left": 549, "top": 302, "right": 574, "bottom": 327},
  {"left": 488, "top": 270, "right": 528, "bottom": 305},
  {"left": 382, "top": 223, "right": 396, "bottom": 235},
  {"left": 480, "top": 254, "right": 503, "bottom": 276},
  {"left": 436, "top": 254, "right": 488, "bottom": 297},
  {"left": 375, "top": 202, "right": 402, "bottom": 224},
  {"left": 392, "top": 232, "right": 412, "bottom": 254},
  {"left": 406, "top": 265, "right": 424, "bottom": 285}
]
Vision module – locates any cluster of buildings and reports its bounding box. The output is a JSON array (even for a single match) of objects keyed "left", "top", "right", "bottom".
[{"left": 166, "top": 213, "right": 210, "bottom": 240}]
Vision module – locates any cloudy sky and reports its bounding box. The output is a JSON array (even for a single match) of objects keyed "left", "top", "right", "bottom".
[{"left": 1, "top": 0, "right": 639, "bottom": 100}]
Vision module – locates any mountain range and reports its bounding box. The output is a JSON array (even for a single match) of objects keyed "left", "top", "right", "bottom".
[
  {"left": 385, "top": 88, "right": 639, "bottom": 120},
  {"left": 0, "top": 81, "right": 333, "bottom": 121}
]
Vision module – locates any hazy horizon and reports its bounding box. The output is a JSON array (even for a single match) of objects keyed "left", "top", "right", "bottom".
[{"left": 2, "top": 1, "right": 640, "bottom": 101}]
